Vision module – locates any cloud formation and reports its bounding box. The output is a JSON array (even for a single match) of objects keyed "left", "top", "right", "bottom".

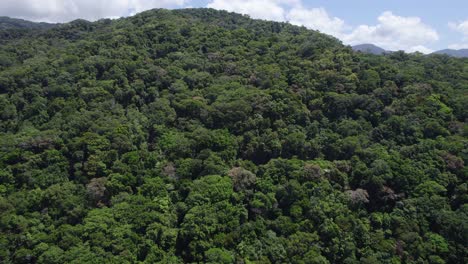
[
  {"left": 449, "top": 20, "right": 468, "bottom": 36},
  {"left": 0, "top": 0, "right": 187, "bottom": 22},
  {"left": 207, "top": 0, "right": 287, "bottom": 21},
  {"left": 448, "top": 20, "right": 468, "bottom": 49},
  {"left": 286, "top": 7, "right": 346, "bottom": 37},
  {"left": 343, "top": 11, "right": 438, "bottom": 53}
]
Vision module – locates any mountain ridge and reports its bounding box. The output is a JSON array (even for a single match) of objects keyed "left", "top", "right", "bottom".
[
  {"left": 351, "top": 43, "right": 389, "bottom": 55},
  {"left": 1, "top": 15, "right": 467, "bottom": 58},
  {"left": 432, "top": 48, "right": 468, "bottom": 58},
  {"left": 352, "top": 43, "right": 468, "bottom": 58},
  {"left": 0, "top": 16, "right": 57, "bottom": 30}
]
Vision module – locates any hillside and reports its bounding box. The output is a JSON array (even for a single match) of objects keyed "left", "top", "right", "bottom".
[
  {"left": 0, "top": 8, "right": 467, "bottom": 263},
  {"left": 0, "top": 16, "right": 58, "bottom": 42}
]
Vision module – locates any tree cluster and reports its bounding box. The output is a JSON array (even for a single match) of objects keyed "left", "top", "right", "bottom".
[{"left": 0, "top": 8, "right": 467, "bottom": 264}]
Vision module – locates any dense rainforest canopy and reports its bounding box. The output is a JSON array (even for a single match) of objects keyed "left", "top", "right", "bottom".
[{"left": 0, "top": 8, "right": 467, "bottom": 264}]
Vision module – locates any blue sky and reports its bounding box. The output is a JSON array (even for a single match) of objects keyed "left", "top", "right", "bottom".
[
  {"left": 1, "top": 0, "right": 468, "bottom": 53},
  {"left": 292, "top": 0, "right": 468, "bottom": 51}
]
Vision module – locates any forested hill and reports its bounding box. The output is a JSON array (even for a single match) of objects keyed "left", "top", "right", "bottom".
[
  {"left": 0, "top": 8, "right": 467, "bottom": 263},
  {"left": 0, "top": 17, "right": 58, "bottom": 41},
  {"left": 0, "top": 17, "right": 56, "bottom": 30}
]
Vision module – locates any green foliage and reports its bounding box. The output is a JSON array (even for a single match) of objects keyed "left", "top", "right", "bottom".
[{"left": 0, "top": 8, "right": 466, "bottom": 263}]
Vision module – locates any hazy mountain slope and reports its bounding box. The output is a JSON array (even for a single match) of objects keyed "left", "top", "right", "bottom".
[
  {"left": 352, "top": 43, "right": 389, "bottom": 55},
  {"left": 432, "top": 48, "right": 468, "bottom": 58}
]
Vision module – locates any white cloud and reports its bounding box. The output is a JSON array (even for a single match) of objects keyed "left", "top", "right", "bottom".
[
  {"left": 448, "top": 43, "right": 468, "bottom": 49},
  {"left": 207, "top": 0, "right": 287, "bottom": 21},
  {"left": 407, "top": 45, "right": 434, "bottom": 54},
  {"left": 343, "top": 11, "right": 438, "bottom": 53},
  {"left": 0, "top": 0, "right": 188, "bottom": 22},
  {"left": 449, "top": 20, "right": 468, "bottom": 36},
  {"left": 286, "top": 7, "right": 347, "bottom": 37},
  {"left": 448, "top": 20, "right": 468, "bottom": 50}
]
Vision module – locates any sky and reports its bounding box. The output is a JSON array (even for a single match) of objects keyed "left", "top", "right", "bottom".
[{"left": 1, "top": 0, "right": 468, "bottom": 53}]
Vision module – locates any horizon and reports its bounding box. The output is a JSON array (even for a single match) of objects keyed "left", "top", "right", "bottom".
[{"left": 1, "top": 1, "right": 468, "bottom": 53}]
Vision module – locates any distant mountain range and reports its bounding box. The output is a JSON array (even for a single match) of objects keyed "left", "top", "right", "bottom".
[
  {"left": 352, "top": 44, "right": 468, "bottom": 58},
  {"left": 431, "top": 49, "right": 468, "bottom": 58},
  {"left": 0, "top": 16, "right": 57, "bottom": 30},
  {"left": 352, "top": 44, "right": 389, "bottom": 55}
]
